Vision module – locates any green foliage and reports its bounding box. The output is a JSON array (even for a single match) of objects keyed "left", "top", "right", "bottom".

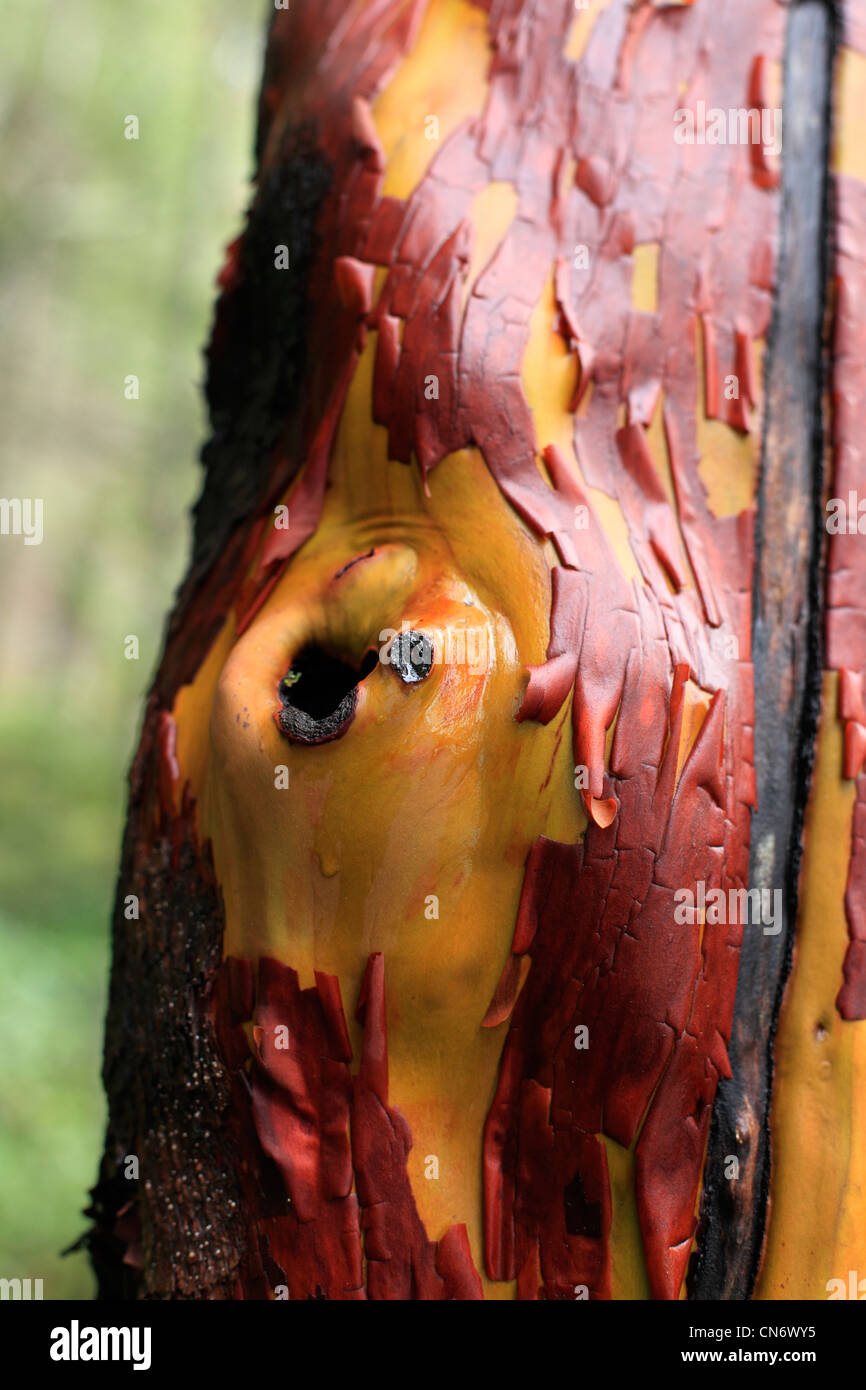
[{"left": 0, "top": 0, "right": 259, "bottom": 1297}]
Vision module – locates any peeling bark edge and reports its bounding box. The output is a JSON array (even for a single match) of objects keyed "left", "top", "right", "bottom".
[{"left": 690, "top": 0, "right": 837, "bottom": 1302}]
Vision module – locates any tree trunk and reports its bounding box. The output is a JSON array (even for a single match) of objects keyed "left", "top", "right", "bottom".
[{"left": 88, "top": 0, "right": 866, "bottom": 1301}]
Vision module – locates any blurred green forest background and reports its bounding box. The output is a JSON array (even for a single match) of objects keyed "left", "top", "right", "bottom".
[{"left": 0, "top": 0, "right": 261, "bottom": 1297}]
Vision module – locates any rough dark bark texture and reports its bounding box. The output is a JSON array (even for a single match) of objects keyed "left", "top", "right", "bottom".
[
  {"left": 194, "top": 125, "right": 333, "bottom": 579},
  {"left": 100, "top": 809, "right": 245, "bottom": 1299}
]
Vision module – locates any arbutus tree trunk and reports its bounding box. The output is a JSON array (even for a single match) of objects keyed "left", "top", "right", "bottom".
[{"left": 86, "top": 0, "right": 866, "bottom": 1301}]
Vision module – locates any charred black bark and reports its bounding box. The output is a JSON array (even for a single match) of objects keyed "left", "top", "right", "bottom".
[{"left": 690, "top": 0, "right": 836, "bottom": 1301}]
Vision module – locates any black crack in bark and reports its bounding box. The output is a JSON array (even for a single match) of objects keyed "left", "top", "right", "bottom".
[{"left": 689, "top": 0, "right": 837, "bottom": 1301}]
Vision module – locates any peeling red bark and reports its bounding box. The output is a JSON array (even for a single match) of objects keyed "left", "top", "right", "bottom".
[
  {"left": 91, "top": 0, "right": 857, "bottom": 1301},
  {"left": 829, "top": 165, "right": 866, "bottom": 1021}
]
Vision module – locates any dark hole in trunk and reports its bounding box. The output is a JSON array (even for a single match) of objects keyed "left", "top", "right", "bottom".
[{"left": 277, "top": 646, "right": 378, "bottom": 744}]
